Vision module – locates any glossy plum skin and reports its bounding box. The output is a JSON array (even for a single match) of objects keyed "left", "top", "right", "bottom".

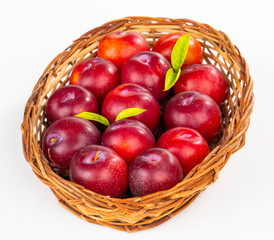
[
  {"left": 101, "top": 119, "right": 155, "bottom": 165},
  {"left": 164, "top": 91, "right": 222, "bottom": 142},
  {"left": 42, "top": 117, "right": 101, "bottom": 175},
  {"left": 45, "top": 85, "right": 99, "bottom": 124},
  {"left": 128, "top": 148, "right": 183, "bottom": 197},
  {"left": 121, "top": 51, "right": 171, "bottom": 101},
  {"left": 101, "top": 83, "right": 160, "bottom": 132},
  {"left": 97, "top": 31, "right": 150, "bottom": 70},
  {"left": 152, "top": 32, "right": 203, "bottom": 67},
  {"left": 174, "top": 64, "right": 228, "bottom": 106},
  {"left": 157, "top": 127, "right": 209, "bottom": 176},
  {"left": 69, "top": 58, "right": 119, "bottom": 105},
  {"left": 70, "top": 145, "right": 128, "bottom": 198}
]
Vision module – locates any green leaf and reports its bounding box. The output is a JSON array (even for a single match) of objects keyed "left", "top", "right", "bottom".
[
  {"left": 163, "top": 33, "right": 190, "bottom": 92},
  {"left": 75, "top": 112, "right": 110, "bottom": 126},
  {"left": 115, "top": 108, "right": 146, "bottom": 122},
  {"left": 164, "top": 67, "right": 181, "bottom": 91},
  {"left": 171, "top": 33, "right": 190, "bottom": 71}
]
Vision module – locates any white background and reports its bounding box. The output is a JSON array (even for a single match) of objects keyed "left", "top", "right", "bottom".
[{"left": 1, "top": 0, "right": 273, "bottom": 239}]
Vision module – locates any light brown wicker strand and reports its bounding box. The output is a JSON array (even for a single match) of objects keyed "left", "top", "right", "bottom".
[{"left": 21, "top": 17, "right": 254, "bottom": 232}]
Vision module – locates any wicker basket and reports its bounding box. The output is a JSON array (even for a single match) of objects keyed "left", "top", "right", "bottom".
[{"left": 21, "top": 16, "right": 254, "bottom": 232}]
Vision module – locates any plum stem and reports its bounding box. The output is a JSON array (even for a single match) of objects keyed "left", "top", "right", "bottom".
[
  {"left": 49, "top": 137, "right": 59, "bottom": 144},
  {"left": 92, "top": 151, "right": 101, "bottom": 162}
]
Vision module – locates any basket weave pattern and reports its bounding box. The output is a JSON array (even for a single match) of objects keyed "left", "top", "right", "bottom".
[{"left": 21, "top": 17, "right": 254, "bottom": 232}]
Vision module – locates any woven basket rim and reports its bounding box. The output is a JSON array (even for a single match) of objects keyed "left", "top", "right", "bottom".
[{"left": 21, "top": 16, "right": 254, "bottom": 232}]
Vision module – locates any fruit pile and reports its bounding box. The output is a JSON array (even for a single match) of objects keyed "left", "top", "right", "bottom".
[{"left": 42, "top": 31, "right": 228, "bottom": 198}]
